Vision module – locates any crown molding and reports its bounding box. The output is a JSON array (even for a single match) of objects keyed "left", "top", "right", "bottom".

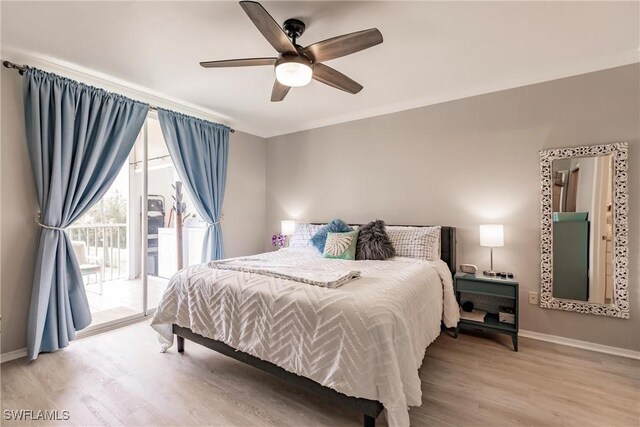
[
  {"left": 4, "top": 47, "right": 637, "bottom": 139},
  {"left": 0, "top": 47, "right": 265, "bottom": 138},
  {"left": 265, "top": 50, "right": 640, "bottom": 138}
]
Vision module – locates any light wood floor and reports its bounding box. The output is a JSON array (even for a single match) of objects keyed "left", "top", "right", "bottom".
[{"left": 1, "top": 321, "right": 638, "bottom": 427}]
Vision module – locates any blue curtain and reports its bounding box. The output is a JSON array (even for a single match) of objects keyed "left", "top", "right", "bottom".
[
  {"left": 23, "top": 68, "right": 148, "bottom": 360},
  {"left": 157, "top": 109, "right": 229, "bottom": 262}
]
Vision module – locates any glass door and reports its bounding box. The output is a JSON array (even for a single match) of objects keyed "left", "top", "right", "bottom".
[
  {"left": 78, "top": 112, "right": 206, "bottom": 331},
  {"left": 76, "top": 133, "right": 144, "bottom": 330},
  {"left": 142, "top": 116, "right": 203, "bottom": 313}
]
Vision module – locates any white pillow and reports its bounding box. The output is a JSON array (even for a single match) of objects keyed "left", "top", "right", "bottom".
[
  {"left": 386, "top": 225, "right": 441, "bottom": 260},
  {"left": 289, "top": 223, "right": 324, "bottom": 248}
]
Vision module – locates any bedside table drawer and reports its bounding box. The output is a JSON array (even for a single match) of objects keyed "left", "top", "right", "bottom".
[{"left": 456, "top": 279, "right": 516, "bottom": 298}]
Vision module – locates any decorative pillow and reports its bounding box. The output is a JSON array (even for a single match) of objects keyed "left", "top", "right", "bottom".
[
  {"left": 323, "top": 230, "right": 359, "bottom": 260},
  {"left": 289, "top": 223, "right": 324, "bottom": 248},
  {"left": 356, "top": 220, "right": 396, "bottom": 260},
  {"left": 310, "top": 219, "right": 353, "bottom": 253},
  {"left": 386, "top": 225, "right": 441, "bottom": 260}
]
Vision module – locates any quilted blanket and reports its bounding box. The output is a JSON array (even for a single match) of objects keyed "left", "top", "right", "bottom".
[{"left": 151, "top": 247, "right": 459, "bottom": 426}]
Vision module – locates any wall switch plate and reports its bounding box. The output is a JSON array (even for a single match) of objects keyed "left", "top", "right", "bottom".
[{"left": 528, "top": 291, "right": 539, "bottom": 305}]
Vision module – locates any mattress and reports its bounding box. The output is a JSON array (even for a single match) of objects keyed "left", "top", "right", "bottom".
[{"left": 151, "top": 247, "right": 459, "bottom": 426}]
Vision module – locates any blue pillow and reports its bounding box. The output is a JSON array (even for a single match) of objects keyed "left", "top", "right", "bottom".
[{"left": 310, "top": 219, "right": 353, "bottom": 253}]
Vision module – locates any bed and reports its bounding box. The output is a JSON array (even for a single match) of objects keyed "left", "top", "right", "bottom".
[{"left": 151, "top": 225, "right": 457, "bottom": 427}]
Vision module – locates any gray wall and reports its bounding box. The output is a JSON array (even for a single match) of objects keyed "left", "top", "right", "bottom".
[
  {"left": 0, "top": 68, "right": 267, "bottom": 354},
  {"left": 222, "top": 130, "right": 267, "bottom": 259},
  {"left": 2, "top": 64, "right": 638, "bottom": 354},
  {"left": 266, "top": 64, "right": 640, "bottom": 351},
  {"left": 0, "top": 69, "right": 36, "bottom": 355}
]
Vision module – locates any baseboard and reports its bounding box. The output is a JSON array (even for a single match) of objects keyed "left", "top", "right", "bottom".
[
  {"left": 4, "top": 328, "right": 638, "bottom": 362},
  {"left": 76, "top": 313, "right": 148, "bottom": 339},
  {"left": 1, "top": 316, "right": 150, "bottom": 364},
  {"left": 519, "top": 329, "right": 640, "bottom": 360},
  {"left": 1, "top": 347, "right": 27, "bottom": 363}
]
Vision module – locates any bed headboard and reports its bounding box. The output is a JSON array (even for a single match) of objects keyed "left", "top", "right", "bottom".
[
  {"left": 438, "top": 226, "right": 457, "bottom": 275},
  {"left": 310, "top": 223, "right": 457, "bottom": 276}
]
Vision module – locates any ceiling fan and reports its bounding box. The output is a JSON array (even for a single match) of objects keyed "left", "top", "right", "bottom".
[{"left": 200, "top": 1, "right": 383, "bottom": 102}]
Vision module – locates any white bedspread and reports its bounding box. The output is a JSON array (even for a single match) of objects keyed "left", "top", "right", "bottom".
[{"left": 151, "top": 247, "right": 459, "bottom": 426}]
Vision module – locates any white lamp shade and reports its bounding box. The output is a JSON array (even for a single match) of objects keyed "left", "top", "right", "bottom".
[
  {"left": 281, "top": 220, "right": 296, "bottom": 236},
  {"left": 479, "top": 224, "right": 504, "bottom": 247}
]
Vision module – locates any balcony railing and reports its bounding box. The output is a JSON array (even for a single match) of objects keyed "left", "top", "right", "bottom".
[{"left": 68, "top": 223, "right": 127, "bottom": 282}]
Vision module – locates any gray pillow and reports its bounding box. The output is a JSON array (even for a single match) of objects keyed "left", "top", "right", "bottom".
[{"left": 356, "top": 220, "right": 396, "bottom": 260}]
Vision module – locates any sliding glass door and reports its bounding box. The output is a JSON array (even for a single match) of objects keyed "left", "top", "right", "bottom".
[
  {"left": 78, "top": 113, "right": 206, "bottom": 329},
  {"left": 79, "top": 112, "right": 203, "bottom": 330},
  {"left": 70, "top": 160, "right": 143, "bottom": 327},
  {"left": 142, "top": 116, "right": 204, "bottom": 312},
  {"left": 143, "top": 117, "right": 179, "bottom": 312}
]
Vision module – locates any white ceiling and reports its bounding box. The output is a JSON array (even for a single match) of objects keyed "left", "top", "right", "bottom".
[{"left": 2, "top": 1, "right": 638, "bottom": 137}]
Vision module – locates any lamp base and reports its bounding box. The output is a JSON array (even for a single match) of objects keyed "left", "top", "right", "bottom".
[{"left": 483, "top": 270, "right": 498, "bottom": 277}]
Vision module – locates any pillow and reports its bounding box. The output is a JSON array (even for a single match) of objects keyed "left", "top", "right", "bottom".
[
  {"left": 310, "top": 219, "right": 353, "bottom": 253},
  {"left": 289, "top": 223, "right": 324, "bottom": 248},
  {"left": 323, "top": 230, "right": 359, "bottom": 260},
  {"left": 386, "top": 225, "right": 441, "bottom": 260},
  {"left": 356, "top": 220, "right": 396, "bottom": 260}
]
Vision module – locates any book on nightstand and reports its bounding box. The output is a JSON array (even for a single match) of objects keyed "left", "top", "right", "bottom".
[
  {"left": 499, "top": 306, "right": 515, "bottom": 324},
  {"left": 459, "top": 309, "right": 487, "bottom": 322}
]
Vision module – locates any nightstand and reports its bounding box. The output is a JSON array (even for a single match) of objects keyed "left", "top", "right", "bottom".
[{"left": 454, "top": 272, "right": 519, "bottom": 351}]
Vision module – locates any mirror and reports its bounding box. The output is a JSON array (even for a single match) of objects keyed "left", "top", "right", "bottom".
[
  {"left": 539, "top": 142, "right": 629, "bottom": 318},
  {"left": 551, "top": 155, "right": 613, "bottom": 303}
]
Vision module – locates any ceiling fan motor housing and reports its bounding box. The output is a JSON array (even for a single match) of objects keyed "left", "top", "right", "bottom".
[{"left": 275, "top": 53, "right": 312, "bottom": 68}]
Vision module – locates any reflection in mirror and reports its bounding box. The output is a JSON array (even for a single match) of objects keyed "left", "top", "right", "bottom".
[{"left": 551, "top": 155, "right": 613, "bottom": 304}]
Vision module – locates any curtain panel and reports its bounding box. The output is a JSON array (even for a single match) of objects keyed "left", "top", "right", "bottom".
[
  {"left": 157, "top": 109, "right": 229, "bottom": 262},
  {"left": 23, "top": 68, "right": 148, "bottom": 359}
]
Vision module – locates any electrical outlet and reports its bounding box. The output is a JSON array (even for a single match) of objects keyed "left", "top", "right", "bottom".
[{"left": 528, "top": 291, "right": 539, "bottom": 305}]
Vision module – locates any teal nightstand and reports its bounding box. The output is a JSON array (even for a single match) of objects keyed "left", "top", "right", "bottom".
[{"left": 454, "top": 272, "right": 519, "bottom": 351}]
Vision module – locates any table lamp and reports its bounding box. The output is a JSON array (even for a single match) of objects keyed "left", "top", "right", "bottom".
[
  {"left": 479, "top": 224, "right": 504, "bottom": 277},
  {"left": 281, "top": 220, "right": 296, "bottom": 236},
  {"left": 281, "top": 220, "right": 296, "bottom": 247}
]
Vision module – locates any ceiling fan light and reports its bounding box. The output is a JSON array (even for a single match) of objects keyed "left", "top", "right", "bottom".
[{"left": 275, "top": 62, "right": 313, "bottom": 87}]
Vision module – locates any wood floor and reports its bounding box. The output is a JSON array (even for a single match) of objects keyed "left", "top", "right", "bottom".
[{"left": 1, "top": 321, "right": 638, "bottom": 427}]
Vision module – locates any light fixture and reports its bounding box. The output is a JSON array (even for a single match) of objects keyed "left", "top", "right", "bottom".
[
  {"left": 275, "top": 56, "right": 313, "bottom": 87},
  {"left": 479, "top": 224, "right": 504, "bottom": 277},
  {"left": 281, "top": 220, "right": 296, "bottom": 236}
]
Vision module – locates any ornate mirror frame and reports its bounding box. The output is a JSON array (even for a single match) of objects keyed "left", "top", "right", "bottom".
[{"left": 539, "top": 142, "right": 629, "bottom": 318}]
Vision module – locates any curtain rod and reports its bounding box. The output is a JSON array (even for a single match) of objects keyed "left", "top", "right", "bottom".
[{"left": 2, "top": 60, "right": 235, "bottom": 133}]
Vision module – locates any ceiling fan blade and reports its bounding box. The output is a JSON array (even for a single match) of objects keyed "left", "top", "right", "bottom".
[
  {"left": 271, "top": 80, "right": 291, "bottom": 102},
  {"left": 240, "top": 1, "right": 296, "bottom": 54},
  {"left": 200, "top": 57, "right": 277, "bottom": 68},
  {"left": 303, "top": 28, "right": 383, "bottom": 63},
  {"left": 312, "top": 63, "right": 363, "bottom": 94}
]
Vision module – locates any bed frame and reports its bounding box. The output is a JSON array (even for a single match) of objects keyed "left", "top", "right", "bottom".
[{"left": 173, "top": 225, "right": 456, "bottom": 427}]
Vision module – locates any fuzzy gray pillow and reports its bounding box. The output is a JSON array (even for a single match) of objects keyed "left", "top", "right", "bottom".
[{"left": 356, "top": 220, "right": 396, "bottom": 260}]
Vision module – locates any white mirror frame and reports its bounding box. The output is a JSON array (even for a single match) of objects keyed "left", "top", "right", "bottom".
[{"left": 539, "top": 142, "right": 629, "bottom": 318}]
